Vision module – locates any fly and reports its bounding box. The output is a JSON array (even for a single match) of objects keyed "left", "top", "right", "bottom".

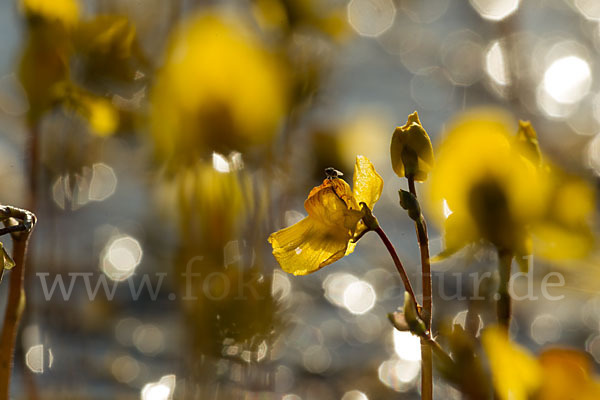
[{"left": 324, "top": 167, "right": 343, "bottom": 180}]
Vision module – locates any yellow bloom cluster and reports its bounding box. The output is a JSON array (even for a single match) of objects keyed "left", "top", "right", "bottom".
[{"left": 268, "top": 155, "right": 382, "bottom": 275}]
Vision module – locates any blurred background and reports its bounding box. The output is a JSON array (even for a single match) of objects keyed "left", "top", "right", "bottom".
[{"left": 1, "top": 0, "right": 600, "bottom": 398}]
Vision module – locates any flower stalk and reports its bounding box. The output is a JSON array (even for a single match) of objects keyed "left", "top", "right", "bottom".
[
  {"left": 373, "top": 226, "right": 418, "bottom": 308},
  {"left": 0, "top": 206, "right": 36, "bottom": 399},
  {"left": 496, "top": 249, "right": 513, "bottom": 331},
  {"left": 407, "top": 174, "right": 433, "bottom": 400}
]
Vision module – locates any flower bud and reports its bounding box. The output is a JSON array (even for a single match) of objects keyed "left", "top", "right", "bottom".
[
  {"left": 399, "top": 189, "right": 421, "bottom": 221},
  {"left": 390, "top": 111, "right": 435, "bottom": 181},
  {"left": 403, "top": 292, "right": 426, "bottom": 336}
]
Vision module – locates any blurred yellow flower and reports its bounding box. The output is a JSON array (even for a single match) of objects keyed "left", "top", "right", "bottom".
[
  {"left": 428, "top": 110, "right": 546, "bottom": 261},
  {"left": 537, "top": 349, "right": 600, "bottom": 400},
  {"left": 158, "top": 158, "right": 251, "bottom": 249},
  {"left": 20, "top": 0, "right": 79, "bottom": 26},
  {"left": 390, "top": 111, "right": 435, "bottom": 182},
  {"left": 18, "top": 0, "right": 136, "bottom": 138},
  {"left": 81, "top": 96, "right": 119, "bottom": 136},
  {"left": 482, "top": 326, "right": 542, "bottom": 400},
  {"left": 269, "top": 155, "right": 382, "bottom": 275},
  {"left": 427, "top": 109, "right": 595, "bottom": 264},
  {"left": 150, "top": 13, "right": 288, "bottom": 167},
  {"left": 73, "top": 15, "right": 143, "bottom": 84},
  {"left": 483, "top": 326, "right": 600, "bottom": 400}
]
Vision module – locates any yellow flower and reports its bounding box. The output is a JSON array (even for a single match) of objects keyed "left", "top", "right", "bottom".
[
  {"left": 20, "top": 0, "right": 79, "bottom": 27},
  {"left": 390, "top": 111, "right": 435, "bottom": 181},
  {"left": 427, "top": 109, "right": 595, "bottom": 264},
  {"left": 150, "top": 13, "right": 288, "bottom": 167},
  {"left": 268, "top": 155, "right": 383, "bottom": 275},
  {"left": 483, "top": 326, "right": 600, "bottom": 400},
  {"left": 156, "top": 158, "right": 250, "bottom": 249},
  {"left": 537, "top": 349, "right": 600, "bottom": 400},
  {"left": 428, "top": 109, "right": 548, "bottom": 261},
  {"left": 482, "top": 326, "right": 542, "bottom": 400}
]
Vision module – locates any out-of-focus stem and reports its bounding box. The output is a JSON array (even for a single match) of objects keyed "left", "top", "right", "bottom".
[
  {"left": 497, "top": 249, "right": 513, "bottom": 331},
  {"left": 407, "top": 175, "right": 433, "bottom": 400},
  {"left": 0, "top": 217, "right": 35, "bottom": 399}
]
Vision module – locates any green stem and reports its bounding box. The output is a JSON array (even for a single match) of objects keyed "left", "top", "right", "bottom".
[
  {"left": 407, "top": 175, "right": 433, "bottom": 400},
  {"left": 496, "top": 249, "right": 513, "bottom": 331}
]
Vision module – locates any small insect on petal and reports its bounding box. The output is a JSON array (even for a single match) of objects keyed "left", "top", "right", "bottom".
[{"left": 324, "top": 167, "right": 344, "bottom": 180}]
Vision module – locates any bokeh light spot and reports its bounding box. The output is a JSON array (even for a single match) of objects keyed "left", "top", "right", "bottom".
[
  {"left": 303, "top": 345, "right": 331, "bottom": 373},
  {"left": 393, "top": 330, "right": 421, "bottom": 361},
  {"left": 25, "top": 344, "right": 45, "bottom": 374},
  {"left": 324, "top": 273, "right": 359, "bottom": 307},
  {"left": 485, "top": 41, "right": 509, "bottom": 86},
  {"left": 111, "top": 355, "right": 140, "bottom": 383},
  {"left": 133, "top": 324, "right": 165, "bottom": 355},
  {"left": 343, "top": 280, "right": 376, "bottom": 315},
  {"left": 575, "top": 0, "right": 600, "bottom": 20},
  {"left": 272, "top": 269, "right": 292, "bottom": 300},
  {"left": 347, "top": 0, "right": 396, "bottom": 38},
  {"left": 101, "top": 235, "right": 143, "bottom": 281},
  {"left": 543, "top": 56, "right": 591, "bottom": 104},
  {"left": 530, "top": 314, "right": 561, "bottom": 345},
  {"left": 586, "top": 133, "right": 600, "bottom": 176},
  {"left": 141, "top": 375, "right": 176, "bottom": 400},
  {"left": 469, "top": 0, "right": 520, "bottom": 21},
  {"left": 453, "top": 310, "right": 483, "bottom": 336},
  {"left": 89, "top": 163, "right": 117, "bottom": 201},
  {"left": 378, "top": 358, "right": 420, "bottom": 391},
  {"left": 342, "top": 390, "right": 369, "bottom": 400}
]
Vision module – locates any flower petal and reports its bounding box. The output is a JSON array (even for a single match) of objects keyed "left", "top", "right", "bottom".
[
  {"left": 352, "top": 155, "right": 383, "bottom": 209},
  {"left": 268, "top": 217, "right": 350, "bottom": 275},
  {"left": 305, "top": 178, "right": 361, "bottom": 230},
  {"left": 432, "top": 212, "right": 477, "bottom": 261},
  {"left": 532, "top": 223, "right": 594, "bottom": 260},
  {"left": 538, "top": 349, "right": 600, "bottom": 400},
  {"left": 482, "top": 326, "right": 542, "bottom": 400}
]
